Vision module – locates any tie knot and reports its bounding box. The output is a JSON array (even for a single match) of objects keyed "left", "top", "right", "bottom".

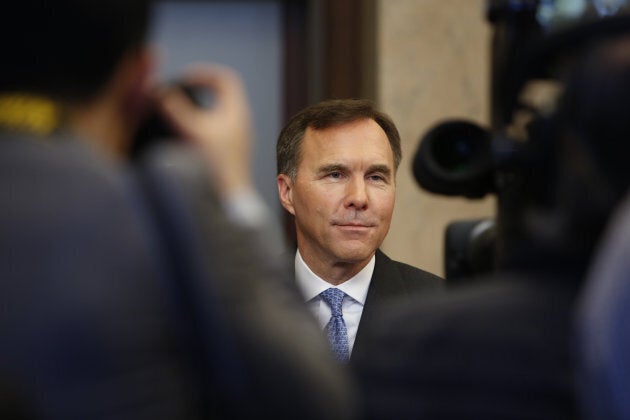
[{"left": 320, "top": 288, "right": 345, "bottom": 317}]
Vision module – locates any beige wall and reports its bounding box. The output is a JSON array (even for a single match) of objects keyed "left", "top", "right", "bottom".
[{"left": 376, "top": 0, "right": 495, "bottom": 277}]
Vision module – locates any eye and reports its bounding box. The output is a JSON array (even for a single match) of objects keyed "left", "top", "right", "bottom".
[
  {"left": 368, "top": 174, "right": 387, "bottom": 182},
  {"left": 328, "top": 171, "right": 343, "bottom": 179}
]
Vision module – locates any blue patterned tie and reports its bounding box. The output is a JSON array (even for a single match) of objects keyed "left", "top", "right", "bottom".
[{"left": 320, "top": 288, "right": 350, "bottom": 363}]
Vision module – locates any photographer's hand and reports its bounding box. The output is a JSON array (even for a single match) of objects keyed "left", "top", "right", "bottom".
[{"left": 157, "top": 64, "right": 254, "bottom": 198}]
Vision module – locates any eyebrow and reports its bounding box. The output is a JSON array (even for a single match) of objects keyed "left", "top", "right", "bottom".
[
  {"left": 316, "top": 163, "right": 392, "bottom": 178},
  {"left": 316, "top": 163, "right": 347, "bottom": 176},
  {"left": 367, "top": 164, "right": 392, "bottom": 178}
]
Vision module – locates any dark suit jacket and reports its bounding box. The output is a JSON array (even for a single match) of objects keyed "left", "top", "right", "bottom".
[
  {"left": 351, "top": 249, "right": 443, "bottom": 362},
  {"left": 293, "top": 248, "right": 443, "bottom": 363}
]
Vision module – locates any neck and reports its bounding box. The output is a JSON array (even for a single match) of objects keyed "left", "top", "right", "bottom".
[
  {"left": 298, "top": 247, "right": 373, "bottom": 286},
  {"left": 67, "top": 98, "right": 130, "bottom": 160}
]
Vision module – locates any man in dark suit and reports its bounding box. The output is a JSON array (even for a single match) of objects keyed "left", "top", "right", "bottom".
[
  {"left": 276, "top": 99, "right": 443, "bottom": 363},
  {"left": 0, "top": 1, "right": 356, "bottom": 418}
]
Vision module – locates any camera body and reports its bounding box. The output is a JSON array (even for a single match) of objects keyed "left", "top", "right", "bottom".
[
  {"left": 131, "top": 83, "right": 212, "bottom": 159},
  {"left": 414, "top": 0, "right": 630, "bottom": 279}
]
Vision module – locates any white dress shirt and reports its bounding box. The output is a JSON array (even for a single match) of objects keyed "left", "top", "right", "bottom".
[{"left": 294, "top": 250, "right": 374, "bottom": 355}]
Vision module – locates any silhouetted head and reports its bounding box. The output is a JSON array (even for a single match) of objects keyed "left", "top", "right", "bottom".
[{"left": 0, "top": 0, "right": 152, "bottom": 103}]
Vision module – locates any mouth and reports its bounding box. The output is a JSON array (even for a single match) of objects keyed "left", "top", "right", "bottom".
[
  {"left": 333, "top": 222, "right": 376, "bottom": 230},
  {"left": 333, "top": 225, "right": 374, "bottom": 241}
]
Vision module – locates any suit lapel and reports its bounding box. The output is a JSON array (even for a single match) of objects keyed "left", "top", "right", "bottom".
[{"left": 352, "top": 249, "right": 407, "bottom": 361}]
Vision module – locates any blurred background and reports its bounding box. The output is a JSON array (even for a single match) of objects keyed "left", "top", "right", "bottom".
[{"left": 150, "top": 0, "right": 495, "bottom": 277}]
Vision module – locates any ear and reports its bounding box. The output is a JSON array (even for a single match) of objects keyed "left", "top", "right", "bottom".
[
  {"left": 277, "top": 174, "right": 296, "bottom": 216},
  {"left": 118, "top": 47, "right": 155, "bottom": 122}
]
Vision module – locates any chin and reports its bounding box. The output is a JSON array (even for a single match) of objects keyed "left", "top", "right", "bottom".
[{"left": 334, "top": 247, "right": 375, "bottom": 264}]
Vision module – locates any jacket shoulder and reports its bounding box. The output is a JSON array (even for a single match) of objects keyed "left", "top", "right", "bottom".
[{"left": 375, "top": 249, "right": 444, "bottom": 291}]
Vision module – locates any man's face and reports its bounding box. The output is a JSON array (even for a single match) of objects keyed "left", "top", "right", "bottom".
[{"left": 277, "top": 118, "right": 396, "bottom": 270}]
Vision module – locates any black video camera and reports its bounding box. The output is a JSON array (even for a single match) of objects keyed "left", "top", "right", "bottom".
[{"left": 413, "top": 0, "right": 630, "bottom": 281}]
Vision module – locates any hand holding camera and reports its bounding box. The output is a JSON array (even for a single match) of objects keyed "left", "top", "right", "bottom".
[{"left": 136, "top": 65, "right": 254, "bottom": 198}]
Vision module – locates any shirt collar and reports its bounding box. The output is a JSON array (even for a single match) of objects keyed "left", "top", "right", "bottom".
[{"left": 294, "top": 249, "right": 374, "bottom": 305}]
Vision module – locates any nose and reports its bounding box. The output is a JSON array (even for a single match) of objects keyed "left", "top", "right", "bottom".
[{"left": 344, "top": 177, "right": 368, "bottom": 210}]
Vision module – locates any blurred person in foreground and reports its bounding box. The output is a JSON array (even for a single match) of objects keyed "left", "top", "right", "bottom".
[
  {"left": 577, "top": 192, "right": 630, "bottom": 420},
  {"left": 354, "top": 11, "right": 630, "bottom": 420},
  {"left": 572, "top": 34, "right": 630, "bottom": 420},
  {"left": 0, "top": 1, "right": 355, "bottom": 418},
  {"left": 276, "top": 99, "right": 443, "bottom": 364}
]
